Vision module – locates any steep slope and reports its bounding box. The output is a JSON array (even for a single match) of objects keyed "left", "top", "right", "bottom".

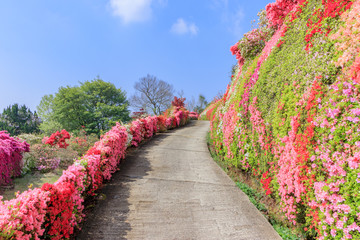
[{"left": 204, "top": 0, "right": 360, "bottom": 239}]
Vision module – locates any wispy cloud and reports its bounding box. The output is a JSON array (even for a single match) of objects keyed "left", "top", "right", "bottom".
[
  {"left": 210, "top": 0, "right": 228, "bottom": 9},
  {"left": 170, "top": 18, "right": 199, "bottom": 36},
  {"left": 109, "top": 0, "right": 152, "bottom": 24},
  {"left": 210, "top": 0, "right": 245, "bottom": 38},
  {"left": 108, "top": 0, "right": 167, "bottom": 24},
  {"left": 157, "top": 0, "right": 168, "bottom": 7},
  {"left": 231, "top": 8, "right": 245, "bottom": 38}
]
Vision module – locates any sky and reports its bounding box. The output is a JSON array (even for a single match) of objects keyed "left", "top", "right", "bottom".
[{"left": 0, "top": 0, "right": 273, "bottom": 113}]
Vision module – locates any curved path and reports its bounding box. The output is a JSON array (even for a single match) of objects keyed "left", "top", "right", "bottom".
[{"left": 78, "top": 121, "right": 281, "bottom": 240}]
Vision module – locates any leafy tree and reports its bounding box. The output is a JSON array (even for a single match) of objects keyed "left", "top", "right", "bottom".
[
  {"left": 37, "top": 94, "right": 55, "bottom": 122},
  {"left": 38, "top": 77, "right": 130, "bottom": 136},
  {"left": 53, "top": 85, "right": 88, "bottom": 132},
  {"left": 130, "top": 74, "right": 174, "bottom": 115},
  {"left": 0, "top": 104, "right": 41, "bottom": 135},
  {"left": 37, "top": 94, "right": 63, "bottom": 135},
  {"left": 79, "top": 78, "right": 130, "bottom": 134}
]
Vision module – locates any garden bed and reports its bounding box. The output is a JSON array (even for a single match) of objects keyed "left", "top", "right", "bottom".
[
  {"left": 0, "top": 106, "right": 191, "bottom": 239},
  {"left": 0, "top": 169, "right": 63, "bottom": 201}
]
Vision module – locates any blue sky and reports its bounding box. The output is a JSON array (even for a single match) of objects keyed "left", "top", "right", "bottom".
[{"left": 0, "top": 0, "right": 273, "bottom": 113}]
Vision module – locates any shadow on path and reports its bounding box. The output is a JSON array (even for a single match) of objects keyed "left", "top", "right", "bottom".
[
  {"left": 77, "top": 121, "right": 281, "bottom": 240},
  {"left": 76, "top": 129, "right": 176, "bottom": 239}
]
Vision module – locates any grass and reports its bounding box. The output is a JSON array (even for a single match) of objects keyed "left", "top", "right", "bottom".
[
  {"left": 234, "top": 181, "right": 302, "bottom": 240},
  {"left": 235, "top": 181, "right": 267, "bottom": 212},
  {"left": 206, "top": 131, "right": 303, "bottom": 240},
  {"left": 0, "top": 169, "right": 63, "bottom": 200}
]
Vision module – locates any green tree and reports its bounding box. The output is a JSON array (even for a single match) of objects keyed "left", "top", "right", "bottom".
[
  {"left": 37, "top": 94, "right": 55, "bottom": 122},
  {"left": 0, "top": 104, "right": 41, "bottom": 135},
  {"left": 39, "top": 77, "right": 130, "bottom": 136},
  {"left": 53, "top": 85, "right": 87, "bottom": 132},
  {"left": 79, "top": 78, "right": 131, "bottom": 134},
  {"left": 37, "top": 94, "right": 63, "bottom": 135}
]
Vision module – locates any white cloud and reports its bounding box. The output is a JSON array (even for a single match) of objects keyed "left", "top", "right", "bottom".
[
  {"left": 170, "top": 18, "right": 198, "bottom": 36},
  {"left": 211, "top": 1, "right": 245, "bottom": 38},
  {"left": 109, "top": 0, "right": 152, "bottom": 24},
  {"left": 231, "top": 8, "right": 245, "bottom": 38}
]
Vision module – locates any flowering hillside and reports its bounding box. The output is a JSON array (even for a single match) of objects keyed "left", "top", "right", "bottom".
[
  {"left": 0, "top": 102, "right": 189, "bottom": 239},
  {"left": 204, "top": 0, "right": 360, "bottom": 239}
]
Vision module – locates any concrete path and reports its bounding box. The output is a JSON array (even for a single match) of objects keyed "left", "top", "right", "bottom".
[{"left": 78, "top": 121, "right": 282, "bottom": 240}]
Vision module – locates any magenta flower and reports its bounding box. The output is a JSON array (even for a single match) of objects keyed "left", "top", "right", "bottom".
[{"left": 351, "top": 108, "right": 360, "bottom": 116}]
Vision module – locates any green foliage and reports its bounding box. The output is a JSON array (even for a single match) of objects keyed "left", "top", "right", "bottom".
[
  {"left": 253, "top": 1, "right": 339, "bottom": 141},
  {"left": 37, "top": 94, "right": 64, "bottom": 135},
  {"left": 55, "top": 147, "right": 79, "bottom": 169},
  {"left": 0, "top": 104, "right": 41, "bottom": 135},
  {"left": 53, "top": 84, "right": 89, "bottom": 132},
  {"left": 39, "top": 120, "right": 63, "bottom": 136},
  {"left": 18, "top": 133, "right": 43, "bottom": 145},
  {"left": 238, "top": 29, "right": 268, "bottom": 61},
  {"left": 235, "top": 9, "right": 276, "bottom": 62},
  {"left": 256, "top": 9, "right": 276, "bottom": 39},
  {"left": 37, "top": 94, "right": 55, "bottom": 123},
  {"left": 22, "top": 144, "right": 56, "bottom": 173},
  {"left": 1, "top": 168, "right": 63, "bottom": 201},
  {"left": 79, "top": 78, "right": 131, "bottom": 133},
  {"left": 235, "top": 181, "right": 267, "bottom": 212},
  {"left": 38, "top": 77, "right": 131, "bottom": 136},
  {"left": 22, "top": 152, "right": 38, "bottom": 175},
  {"left": 207, "top": 131, "right": 302, "bottom": 240},
  {"left": 272, "top": 223, "right": 302, "bottom": 240},
  {"left": 25, "top": 143, "right": 80, "bottom": 173},
  {"left": 209, "top": 0, "right": 358, "bottom": 238}
]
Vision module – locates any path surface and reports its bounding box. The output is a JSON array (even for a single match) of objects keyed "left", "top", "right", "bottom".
[{"left": 78, "top": 121, "right": 282, "bottom": 240}]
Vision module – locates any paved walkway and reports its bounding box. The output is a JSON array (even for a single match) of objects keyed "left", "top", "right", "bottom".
[{"left": 78, "top": 121, "right": 282, "bottom": 240}]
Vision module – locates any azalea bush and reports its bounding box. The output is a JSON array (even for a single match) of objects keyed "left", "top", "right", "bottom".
[
  {"left": 156, "top": 115, "right": 168, "bottom": 132},
  {"left": 36, "top": 157, "right": 61, "bottom": 172},
  {"left": 0, "top": 102, "right": 190, "bottom": 238},
  {"left": 18, "top": 133, "right": 42, "bottom": 145},
  {"left": 237, "top": 29, "right": 269, "bottom": 61},
  {"left": 171, "top": 96, "right": 186, "bottom": 108},
  {"left": 230, "top": 17, "right": 276, "bottom": 67},
  {"left": 22, "top": 128, "right": 96, "bottom": 173},
  {"left": 131, "top": 108, "right": 147, "bottom": 120},
  {"left": 44, "top": 129, "right": 71, "bottom": 149},
  {"left": 68, "top": 128, "right": 98, "bottom": 157},
  {"left": 189, "top": 112, "right": 199, "bottom": 120},
  {"left": 206, "top": 0, "right": 360, "bottom": 239},
  {"left": 164, "top": 97, "right": 190, "bottom": 128},
  {"left": 266, "top": 0, "right": 299, "bottom": 27},
  {"left": 0, "top": 189, "right": 49, "bottom": 239},
  {"left": 24, "top": 143, "right": 78, "bottom": 173},
  {"left": 0, "top": 131, "right": 29, "bottom": 186}
]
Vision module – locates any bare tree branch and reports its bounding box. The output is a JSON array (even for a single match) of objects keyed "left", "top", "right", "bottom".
[
  {"left": 186, "top": 96, "right": 196, "bottom": 112},
  {"left": 131, "top": 74, "right": 174, "bottom": 115}
]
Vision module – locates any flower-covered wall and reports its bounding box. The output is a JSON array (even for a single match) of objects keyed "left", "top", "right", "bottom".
[{"left": 204, "top": 0, "right": 360, "bottom": 239}]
